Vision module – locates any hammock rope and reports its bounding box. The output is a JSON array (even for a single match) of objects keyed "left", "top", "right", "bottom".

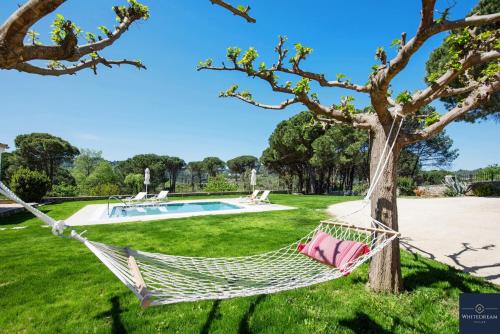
[{"left": 0, "top": 115, "right": 403, "bottom": 307}]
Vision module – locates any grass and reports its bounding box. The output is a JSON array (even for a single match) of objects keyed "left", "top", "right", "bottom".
[{"left": 0, "top": 194, "right": 498, "bottom": 333}]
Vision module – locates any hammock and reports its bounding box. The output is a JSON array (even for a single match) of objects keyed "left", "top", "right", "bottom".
[{"left": 0, "top": 116, "right": 403, "bottom": 307}]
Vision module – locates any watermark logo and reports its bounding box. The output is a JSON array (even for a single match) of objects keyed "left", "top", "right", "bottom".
[{"left": 460, "top": 293, "right": 499, "bottom": 334}]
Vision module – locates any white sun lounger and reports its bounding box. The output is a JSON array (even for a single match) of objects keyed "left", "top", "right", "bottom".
[
  {"left": 123, "top": 192, "right": 147, "bottom": 205},
  {"left": 149, "top": 190, "right": 169, "bottom": 204},
  {"left": 252, "top": 190, "right": 271, "bottom": 204},
  {"left": 239, "top": 190, "right": 260, "bottom": 203}
]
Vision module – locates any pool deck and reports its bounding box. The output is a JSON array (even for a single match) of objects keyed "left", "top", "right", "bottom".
[{"left": 65, "top": 198, "right": 294, "bottom": 226}]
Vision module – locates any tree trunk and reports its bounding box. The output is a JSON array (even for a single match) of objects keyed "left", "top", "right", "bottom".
[
  {"left": 411, "top": 155, "right": 420, "bottom": 178},
  {"left": 172, "top": 174, "right": 177, "bottom": 193},
  {"left": 368, "top": 125, "right": 403, "bottom": 293},
  {"left": 297, "top": 171, "right": 304, "bottom": 194}
]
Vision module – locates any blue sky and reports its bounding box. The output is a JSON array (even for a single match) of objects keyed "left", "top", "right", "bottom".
[{"left": 1, "top": 0, "right": 498, "bottom": 170}]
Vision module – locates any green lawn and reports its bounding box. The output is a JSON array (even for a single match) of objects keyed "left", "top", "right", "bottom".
[{"left": 0, "top": 194, "right": 498, "bottom": 333}]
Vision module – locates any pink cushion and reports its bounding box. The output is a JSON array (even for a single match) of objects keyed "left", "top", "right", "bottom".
[{"left": 299, "top": 231, "right": 369, "bottom": 270}]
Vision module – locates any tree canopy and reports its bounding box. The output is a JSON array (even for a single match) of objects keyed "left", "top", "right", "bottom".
[
  {"left": 71, "top": 149, "right": 104, "bottom": 185},
  {"left": 116, "top": 154, "right": 167, "bottom": 191},
  {"left": 187, "top": 161, "right": 205, "bottom": 190},
  {"left": 13, "top": 133, "right": 79, "bottom": 183},
  {"left": 202, "top": 157, "right": 226, "bottom": 177},
  {"left": 164, "top": 156, "right": 186, "bottom": 192},
  {"left": 261, "top": 111, "right": 369, "bottom": 193},
  {"left": 227, "top": 155, "right": 258, "bottom": 180}
]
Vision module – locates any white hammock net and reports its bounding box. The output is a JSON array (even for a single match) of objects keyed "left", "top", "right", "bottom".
[
  {"left": 0, "top": 180, "right": 399, "bottom": 307},
  {"left": 83, "top": 221, "right": 398, "bottom": 307}
]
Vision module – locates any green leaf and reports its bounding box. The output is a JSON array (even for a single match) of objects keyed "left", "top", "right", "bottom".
[
  {"left": 292, "top": 78, "right": 310, "bottom": 94},
  {"left": 395, "top": 91, "right": 412, "bottom": 104},
  {"left": 226, "top": 47, "right": 241, "bottom": 61},
  {"left": 390, "top": 39, "right": 401, "bottom": 48},
  {"left": 237, "top": 47, "right": 259, "bottom": 71},
  {"left": 424, "top": 111, "right": 440, "bottom": 126}
]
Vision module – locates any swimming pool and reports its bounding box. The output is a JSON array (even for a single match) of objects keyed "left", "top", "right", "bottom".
[{"left": 109, "top": 201, "right": 242, "bottom": 218}]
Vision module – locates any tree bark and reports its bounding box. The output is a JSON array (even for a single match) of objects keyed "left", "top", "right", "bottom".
[
  {"left": 368, "top": 124, "right": 403, "bottom": 293},
  {"left": 297, "top": 171, "right": 304, "bottom": 194}
]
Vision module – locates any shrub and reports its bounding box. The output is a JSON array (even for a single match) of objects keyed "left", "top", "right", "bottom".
[
  {"left": 471, "top": 182, "right": 499, "bottom": 197},
  {"left": 80, "top": 161, "right": 120, "bottom": 194},
  {"left": 9, "top": 167, "right": 50, "bottom": 202},
  {"left": 204, "top": 175, "right": 238, "bottom": 192},
  {"left": 397, "top": 177, "right": 416, "bottom": 196},
  {"left": 443, "top": 175, "right": 468, "bottom": 196},
  {"left": 352, "top": 182, "right": 368, "bottom": 196},
  {"left": 124, "top": 173, "right": 143, "bottom": 194},
  {"left": 47, "top": 182, "right": 78, "bottom": 197},
  {"left": 443, "top": 188, "right": 459, "bottom": 197},
  {"left": 421, "top": 170, "right": 449, "bottom": 185},
  {"left": 174, "top": 183, "right": 193, "bottom": 193},
  {"left": 88, "top": 183, "right": 120, "bottom": 196}
]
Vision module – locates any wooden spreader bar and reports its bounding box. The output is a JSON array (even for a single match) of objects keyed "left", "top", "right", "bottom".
[{"left": 125, "top": 248, "right": 151, "bottom": 308}]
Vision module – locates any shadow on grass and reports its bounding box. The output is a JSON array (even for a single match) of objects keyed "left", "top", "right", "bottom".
[
  {"left": 199, "top": 295, "right": 266, "bottom": 334},
  {"left": 200, "top": 300, "right": 221, "bottom": 334},
  {"left": 339, "top": 311, "right": 392, "bottom": 334},
  {"left": 0, "top": 203, "right": 58, "bottom": 226},
  {"left": 402, "top": 251, "right": 500, "bottom": 293},
  {"left": 339, "top": 310, "right": 434, "bottom": 334},
  {"left": 0, "top": 211, "right": 35, "bottom": 226},
  {"left": 96, "top": 296, "right": 128, "bottom": 334},
  {"left": 400, "top": 239, "right": 500, "bottom": 293},
  {"left": 239, "top": 295, "right": 266, "bottom": 334},
  {"left": 400, "top": 237, "right": 436, "bottom": 260}
]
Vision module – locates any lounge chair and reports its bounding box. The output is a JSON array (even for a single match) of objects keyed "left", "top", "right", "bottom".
[
  {"left": 149, "top": 190, "right": 169, "bottom": 204},
  {"left": 123, "top": 192, "right": 147, "bottom": 205},
  {"left": 239, "top": 190, "right": 260, "bottom": 203},
  {"left": 252, "top": 190, "right": 271, "bottom": 204}
]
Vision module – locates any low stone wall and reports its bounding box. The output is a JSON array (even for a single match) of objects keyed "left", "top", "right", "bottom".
[
  {"left": 414, "top": 184, "right": 448, "bottom": 197},
  {"left": 415, "top": 181, "right": 500, "bottom": 197},
  {"left": 0, "top": 203, "right": 39, "bottom": 218}
]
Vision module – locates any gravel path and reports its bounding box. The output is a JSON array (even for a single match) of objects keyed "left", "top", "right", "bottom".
[{"left": 328, "top": 197, "right": 500, "bottom": 285}]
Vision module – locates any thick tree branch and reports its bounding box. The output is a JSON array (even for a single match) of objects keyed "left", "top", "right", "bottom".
[
  {"left": 210, "top": 0, "right": 256, "bottom": 23},
  {"left": 23, "top": 16, "right": 137, "bottom": 62},
  {"left": 437, "top": 12, "right": 500, "bottom": 32},
  {"left": 299, "top": 95, "right": 373, "bottom": 129},
  {"left": 370, "top": 1, "right": 500, "bottom": 125},
  {"left": 402, "top": 50, "right": 500, "bottom": 114},
  {"left": 0, "top": 0, "right": 65, "bottom": 47},
  {"left": 382, "top": 10, "right": 500, "bottom": 87},
  {"left": 14, "top": 57, "right": 145, "bottom": 76},
  {"left": 437, "top": 83, "right": 481, "bottom": 98},
  {"left": 0, "top": 0, "right": 149, "bottom": 76},
  {"left": 403, "top": 80, "right": 500, "bottom": 144}
]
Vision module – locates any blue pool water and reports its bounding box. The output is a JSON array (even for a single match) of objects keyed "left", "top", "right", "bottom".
[{"left": 109, "top": 201, "right": 242, "bottom": 218}]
